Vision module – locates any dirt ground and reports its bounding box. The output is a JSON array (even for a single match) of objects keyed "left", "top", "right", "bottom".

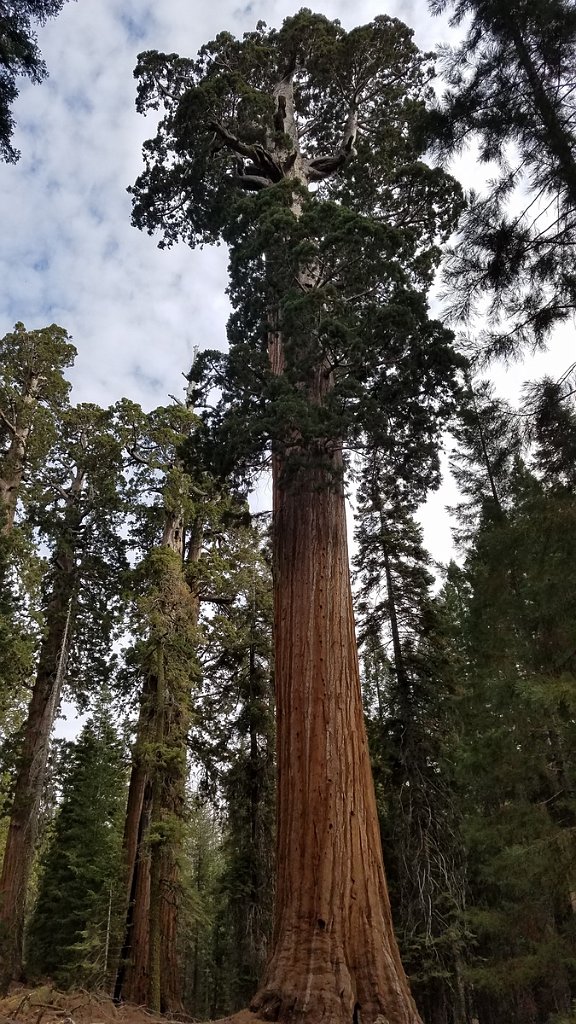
[{"left": 0, "top": 986, "right": 267, "bottom": 1024}]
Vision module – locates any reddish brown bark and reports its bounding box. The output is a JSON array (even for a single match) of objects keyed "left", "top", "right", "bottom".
[
  {"left": 114, "top": 689, "right": 153, "bottom": 1005},
  {"left": 0, "top": 462, "right": 86, "bottom": 992},
  {"left": 250, "top": 445, "right": 421, "bottom": 1024},
  {"left": 120, "top": 707, "right": 151, "bottom": 911},
  {"left": 0, "top": 547, "right": 75, "bottom": 992},
  {"left": 121, "top": 779, "right": 153, "bottom": 1005}
]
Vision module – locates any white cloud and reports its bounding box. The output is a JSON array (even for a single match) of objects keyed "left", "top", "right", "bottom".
[
  {"left": 1, "top": 2, "right": 440, "bottom": 408},
  {"left": 0, "top": 0, "right": 571, "bottom": 568}
]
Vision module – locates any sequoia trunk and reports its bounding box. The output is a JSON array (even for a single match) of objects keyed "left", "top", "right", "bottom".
[{"left": 250, "top": 447, "right": 421, "bottom": 1024}]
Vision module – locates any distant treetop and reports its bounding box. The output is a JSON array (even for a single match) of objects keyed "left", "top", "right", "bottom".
[{"left": 0, "top": 0, "right": 71, "bottom": 162}]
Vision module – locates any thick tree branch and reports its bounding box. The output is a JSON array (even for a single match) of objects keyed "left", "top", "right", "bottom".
[
  {"left": 211, "top": 121, "right": 285, "bottom": 190},
  {"left": 0, "top": 407, "right": 17, "bottom": 436},
  {"left": 308, "top": 106, "right": 358, "bottom": 182},
  {"left": 234, "top": 164, "right": 273, "bottom": 191},
  {"left": 127, "top": 445, "right": 156, "bottom": 469},
  {"left": 209, "top": 120, "right": 257, "bottom": 159}
]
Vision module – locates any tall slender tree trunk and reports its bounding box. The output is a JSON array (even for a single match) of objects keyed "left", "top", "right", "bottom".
[
  {"left": 149, "top": 517, "right": 199, "bottom": 1013},
  {"left": 504, "top": 18, "right": 576, "bottom": 203},
  {"left": 148, "top": 646, "right": 167, "bottom": 1014},
  {"left": 0, "top": 465, "right": 86, "bottom": 992},
  {"left": 0, "top": 372, "right": 40, "bottom": 535},
  {"left": 250, "top": 445, "right": 421, "bottom": 1024},
  {"left": 114, "top": 681, "right": 154, "bottom": 1004},
  {"left": 0, "top": 548, "right": 75, "bottom": 991},
  {"left": 120, "top": 780, "right": 153, "bottom": 1004},
  {"left": 116, "top": 511, "right": 199, "bottom": 1012}
]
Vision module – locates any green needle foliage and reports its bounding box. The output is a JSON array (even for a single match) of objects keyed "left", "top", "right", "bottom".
[
  {"left": 129, "top": 16, "right": 466, "bottom": 1019},
  {"left": 0, "top": 399, "right": 131, "bottom": 991},
  {"left": 194, "top": 521, "right": 274, "bottom": 1015},
  {"left": 442, "top": 378, "right": 576, "bottom": 1023},
  {"left": 26, "top": 704, "right": 127, "bottom": 989},
  {"left": 0, "top": 323, "right": 75, "bottom": 731},
  {"left": 130, "top": 9, "right": 465, "bottom": 486},
  {"left": 428, "top": 0, "right": 576, "bottom": 358},
  {"left": 0, "top": 1, "right": 72, "bottom": 162},
  {"left": 354, "top": 460, "right": 466, "bottom": 1024}
]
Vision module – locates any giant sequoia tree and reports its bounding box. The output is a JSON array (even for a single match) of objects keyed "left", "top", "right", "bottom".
[
  {"left": 130, "top": 12, "right": 463, "bottom": 1023},
  {"left": 0, "top": 323, "right": 74, "bottom": 535}
]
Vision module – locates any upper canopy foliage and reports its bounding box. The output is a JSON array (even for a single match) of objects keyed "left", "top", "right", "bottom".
[
  {"left": 427, "top": 0, "right": 576, "bottom": 357},
  {"left": 131, "top": 9, "right": 462, "bottom": 249},
  {"left": 0, "top": 0, "right": 71, "bottom": 162},
  {"left": 131, "top": 10, "right": 465, "bottom": 486}
]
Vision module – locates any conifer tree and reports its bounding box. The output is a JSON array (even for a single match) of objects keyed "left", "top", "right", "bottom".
[
  {"left": 524, "top": 365, "right": 576, "bottom": 489},
  {"left": 193, "top": 523, "right": 275, "bottom": 1012},
  {"left": 0, "top": 1, "right": 71, "bottom": 162},
  {"left": 114, "top": 401, "right": 200, "bottom": 1013},
  {"left": 442, "top": 382, "right": 576, "bottom": 1023},
  {"left": 354, "top": 459, "right": 466, "bottom": 1024},
  {"left": 0, "top": 402, "right": 128, "bottom": 992},
  {"left": 180, "top": 801, "right": 227, "bottom": 1019},
  {"left": 449, "top": 378, "right": 522, "bottom": 542},
  {"left": 26, "top": 703, "right": 127, "bottom": 989},
  {"left": 0, "top": 323, "right": 74, "bottom": 535},
  {"left": 428, "top": 0, "right": 576, "bottom": 356},
  {"left": 0, "top": 324, "right": 75, "bottom": 730},
  {"left": 129, "top": 13, "right": 464, "bottom": 1021}
]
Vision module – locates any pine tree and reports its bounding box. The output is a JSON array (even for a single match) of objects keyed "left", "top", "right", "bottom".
[
  {"left": 26, "top": 703, "right": 127, "bottom": 989},
  {"left": 523, "top": 364, "right": 576, "bottom": 489},
  {"left": 180, "top": 802, "right": 228, "bottom": 1020},
  {"left": 449, "top": 378, "right": 522, "bottom": 543},
  {"left": 428, "top": 0, "right": 576, "bottom": 357},
  {"left": 130, "top": 13, "right": 464, "bottom": 1021}
]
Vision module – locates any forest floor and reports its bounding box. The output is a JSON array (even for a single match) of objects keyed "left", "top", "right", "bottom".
[{"left": 0, "top": 987, "right": 266, "bottom": 1024}]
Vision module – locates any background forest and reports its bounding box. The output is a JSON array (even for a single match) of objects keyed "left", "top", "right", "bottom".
[{"left": 1, "top": 2, "right": 576, "bottom": 1024}]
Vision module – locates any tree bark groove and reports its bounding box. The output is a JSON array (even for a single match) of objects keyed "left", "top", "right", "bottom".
[
  {"left": 250, "top": 449, "right": 421, "bottom": 1024},
  {"left": 0, "top": 538, "right": 76, "bottom": 993}
]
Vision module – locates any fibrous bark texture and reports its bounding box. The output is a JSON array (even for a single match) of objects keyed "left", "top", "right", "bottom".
[
  {"left": 0, "top": 555, "right": 74, "bottom": 992},
  {"left": 250, "top": 449, "right": 421, "bottom": 1024}
]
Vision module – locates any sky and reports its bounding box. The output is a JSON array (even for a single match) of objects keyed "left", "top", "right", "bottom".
[{"left": 0, "top": 0, "right": 571, "bottom": 567}]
